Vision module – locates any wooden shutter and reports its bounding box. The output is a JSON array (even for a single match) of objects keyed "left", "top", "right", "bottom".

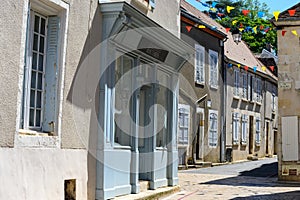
[
  {"left": 43, "top": 16, "right": 60, "bottom": 132},
  {"left": 232, "top": 113, "right": 239, "bottom": 144},
  {"left": 195, "top": 44, "right": 205, "bottom": 84},
  {"left": 282, "top": 116, "right": 299, "bottom": 161}
]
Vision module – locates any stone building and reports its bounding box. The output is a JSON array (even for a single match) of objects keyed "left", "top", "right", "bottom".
[
  {"left": 0, "top": 0, "right": 192, "bottom": 199},
  {"left": 272, "top": 3, "right": 300, "bottom": 181}
]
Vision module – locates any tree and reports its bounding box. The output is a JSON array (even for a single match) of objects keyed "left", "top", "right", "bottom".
[{"left": 203, "top": 0, "right": 276, "bottom": 54}]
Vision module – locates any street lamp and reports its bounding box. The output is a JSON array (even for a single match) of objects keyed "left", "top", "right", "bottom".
[{"left": 232, "top": 29, "right": 242, "bottom": 45}]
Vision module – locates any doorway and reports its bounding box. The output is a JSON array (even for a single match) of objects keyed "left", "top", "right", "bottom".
[
  {"left": 249, "top": 116, "right": 254, "bottom": 155},
  {"left": 274, "top": 130, "right": 278, "bottom": 155},
  {"left": 196, "top": 108, "right": 204, "bottom": 160}
]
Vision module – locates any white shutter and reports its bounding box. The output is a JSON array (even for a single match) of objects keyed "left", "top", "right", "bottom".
[
  {"left": 209, "top": 50, "right": 218, "bottom": 88},
  {"left": 195, "top": 44, "right": 205, "bottom": 84},
  {"left": 255, "top": 117, "right": 261, "bottom": 144},
  {"left": 252, "top": 76, "right": 256, "bottom": 102},
  {"left": 209, "top": 110, "right": 218, "bottom": 147},
  {"left": 234, "top": 70, "right": 239, "bottom": 96},
  {"left": 232, "top": 113, "right": 239, "bottom": 144},
  {"left": 282, "top": 116, "right": 299, "bottom": 161},
  {"left": 43, "top": 16, "right": 60, "bottom": 132},
  {"left": 241, "top": 114, "right": 247, "bottom": 143}
]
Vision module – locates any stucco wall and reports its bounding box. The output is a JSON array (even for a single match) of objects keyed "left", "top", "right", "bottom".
[
  {"left": 0, "top": 148, "right": 88, "bottom": 200},
  {"left": 179, "top": 22, "right": 223, "bottom": 163},
  {"left": 225, "top": 67, "right": 274, "bottom": 161},
  {"left": 0, "top": 0, "right": 25, "bottom": 147}
]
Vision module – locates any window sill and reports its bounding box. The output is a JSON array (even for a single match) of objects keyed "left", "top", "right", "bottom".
[
  {"left": 233, "top": 95, "right": 240, "bottom": 100},
  {"left": 232, "top": 142, "right": 239, "bottom": 146},
  {"left": 156, "top": 147, "right": 167, "bottom": 151},
  {"left": 241, "top": 98, "right": 248, "bottom": 102},
  {"left": 255, "top": 142, "right": 261, "bottom": 147},
  {"left": 114, "top": 143, "right": 131, "bottom": 150},
  {"left": 256, "top": 101, "right": 262, "bottom": 106},
  {"left": 15, "top": 130, "right": 59, "bottom": 148},
  {"left": 241, "top": 142, "right": 247, "bottom": 146},
  {"left": 131, "top": 0, "right": 152, "bottom": 10}
]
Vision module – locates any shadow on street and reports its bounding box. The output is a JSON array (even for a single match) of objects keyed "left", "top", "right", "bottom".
[{"left": 231, "top": 190, "right": 300, "bottom": 200}]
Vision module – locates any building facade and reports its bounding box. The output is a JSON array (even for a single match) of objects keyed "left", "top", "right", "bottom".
[
  {"left": 273, "top": 3, "right": 300, "bottom": 181},
  {"left": 178, "top": 0, "right": 227, "bottom": 165},
  {"left": 0, "top": 0, "right": 192, "bottom": 199}
]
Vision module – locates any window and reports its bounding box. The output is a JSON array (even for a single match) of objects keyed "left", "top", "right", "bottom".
[
  {"left": 248, "top": 75, "right": 256, "bottom": 102},
  {"left": 241, "top": 114, "right": 248, "bottom": 144},
  {"left": 195, "top": 44, "right": 205, "bottom": 84},
  {"left": 234, "top": 69, "right": 239, "bottom": 97},
  {"left": 255, "top": 117, "right": 261, "bottom": 144},
  {"left": 178, "top": 104, "right": 190, "bottom": 145},
  {"left": 242, "top": 72, "right": 248, "bottom": 99},
  {"left": 22, "top": 1, "right": 66, "bottom": 134},
  {"left": 256, "top": 77, "right": 262, "bottom": 103},
  {"left": 232, "top": 112, "right": 239, "bottom": 145},
  {"left": 208, "top": 110, "right": 218, "bottom": 147},
  {"left": 209, "top": 50, "right": 218, "bottom": 89}
]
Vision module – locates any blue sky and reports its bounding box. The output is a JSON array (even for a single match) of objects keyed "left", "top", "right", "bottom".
[{"left": 185, "top": 0, "right": 299, "bottom": 12}]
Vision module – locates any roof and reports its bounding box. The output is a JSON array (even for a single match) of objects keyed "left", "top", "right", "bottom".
[
  {"left": 277, "top": 2, "right": 300, "bottom": 20},
  {"left": 180, "top": 0, "right": 277, "bottom": 82}
]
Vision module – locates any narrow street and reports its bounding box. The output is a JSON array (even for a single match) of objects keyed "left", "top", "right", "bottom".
[{"left": 162, "top": 157, "right": 300, "bottom": 200}]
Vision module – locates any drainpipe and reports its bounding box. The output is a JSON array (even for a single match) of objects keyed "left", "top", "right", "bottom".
[{"left": 220, "top": 37, "right": 227, "bottom": 163}]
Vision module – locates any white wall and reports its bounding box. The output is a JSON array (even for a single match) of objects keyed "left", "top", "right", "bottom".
[{"left": 0, "top": 148, "right": 88, "bottom": 200}]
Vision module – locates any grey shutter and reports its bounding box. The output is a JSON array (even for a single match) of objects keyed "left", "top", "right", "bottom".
[
  {"left": 43, "top": 16, "right": 60, "bottom": 132},
  {"left": 282, "top": 116, "right": 299, "bottom": 161}
]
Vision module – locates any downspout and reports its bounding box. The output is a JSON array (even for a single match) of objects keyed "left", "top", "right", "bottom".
[{"left": 220, "top": 37, "right": 228, "bottom": 162}]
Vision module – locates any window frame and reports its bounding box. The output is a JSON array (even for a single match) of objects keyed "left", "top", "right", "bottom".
[
  {"left": 209, "top": 49, "right": 218, "bottom": 89},
  {"left": 208, "top": 110, "right": 218, "bottom": 147},
  {"left": 178, "top": 104, "right": 190, "bottom": 146},
  {"left": 241, "top": 114, "right": 248, "bottom": 144},
  {"left": 194, "top": 44, "right": 205, "bottom": 85},
  {"left": 255, "top": 117, "right": 261, "bottom": 145},
  {"left": 16, "top": 0, "right": 69, "bottom": 147},
  {"left": 234, "top": 69, "right": 240, "bottom": 98},
  {"left": 256, "top": 77, "right": 262, "bottom": 104},
  {"left": 232, "top": 112, "right": 240, "bottom": 145}
]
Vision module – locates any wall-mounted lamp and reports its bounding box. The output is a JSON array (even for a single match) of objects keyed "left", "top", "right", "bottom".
[{"left": 232, "top": 29, "right": 242, "bottom": 45}]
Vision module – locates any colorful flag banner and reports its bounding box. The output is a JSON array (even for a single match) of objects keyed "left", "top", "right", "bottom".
[
  {"left": 273, "top": 11, "right": 280, "bottom": 21},
  {"left": 282, "top": 30, "right": 287, "bottom": 36},
  {"left": 227, "top": 6, "right": 235, "bottom": 13},
  {"left": 262, "top": 66, "right": 266, "bottom": 71},
  {"left": 288, "top": 9, "right": 296, "bottom": 16},
  {"left": 292, "top": 30, "right": 298, "bottom": 36},
  {"left": 211, "top": 2, "right": 217, "bottom": 8},
  {"left": 253, "top": 66, "right": 257, "bottom": 72},
  {"left": 253, "top": 26, "right": 257, "bottom": 34},
  {"left": 228, "top": 63, "right": 233, "bottom": 68},
  {"left": 237, "top": 64, "right": 241, "bottom": 68},
  {"left": 232, "top": 20, "right": 238, "bottom": 25},
  {"left": 198, "top": 25, "right": 206, "bottom": 28},
  {"left": 269, "top": 66, "right": 274, "bottom": 72},
  {"left": 225, "top": 28, "right": 231, "bottom": 32},
  {"left": 242, "top": 10, "right": 250, "bottom": 16},
  {"left": 258, "top": 11, "right": 265, "bottom": 18},
  {"left": 186, "top": 26, "right": 192, "bottom": 32},
  {"left": 244, "top": 66, "right": 249, "bottom": 71}
]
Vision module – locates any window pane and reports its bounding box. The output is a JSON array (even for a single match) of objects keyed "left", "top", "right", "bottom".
[
  {"left": 36, "top": 91, "right": 42, "bottom": 108},
  {"left": 34, "top": 16, "right": 40, "bottom": 33},
  {"left": 33, "top": 34, "right": 38, "bottom": 51},
  {"left": 40, "top": 18, "right": 46, "bottom": 35},
  {"left": 36, "top": 110, "right": 41, "bottom": 127},
  {"left": 37, "top": 73, "right": 43, "bottom": 90},
  {"left": 32, "top": 52, "right": 37, "bottom": 70},
  {"left": 39, "top": 36, "right": 44, "bottom": 53},
  {"left": 30, "top": 90, "right": 35, "bottom": 107},
  {"left": 29, "top": 109, "right": 35, "bottom": 126},
  {"left": 38, "top": 55, "right": 44, "bottom": 71},
  {"left": 31, "top": 71, "right": 36, "bottom": 89}
]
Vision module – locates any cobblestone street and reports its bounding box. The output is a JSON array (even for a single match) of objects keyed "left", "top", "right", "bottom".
[{"left": 162, "top": 158, "right": 300, "bottom": 200}]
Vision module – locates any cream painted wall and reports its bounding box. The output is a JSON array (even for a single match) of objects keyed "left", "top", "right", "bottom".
[{"left": 0, "top": 149, "right": 88, "bottom": 200}]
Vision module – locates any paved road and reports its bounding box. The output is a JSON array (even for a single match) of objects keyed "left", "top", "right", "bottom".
[
  {"left": 184, "top": 157, "right": 278, "bottom": 177},
  {"left": 161, "top": 157, "right": 300, "bottom": 200}
]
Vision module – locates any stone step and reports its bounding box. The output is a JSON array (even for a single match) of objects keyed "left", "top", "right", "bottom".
[
  {"left": 139, "top": 180, "right": 150, "bottom": 193},
  {"left": 194, "top": 161, "right": 212, "bottom": 168}
]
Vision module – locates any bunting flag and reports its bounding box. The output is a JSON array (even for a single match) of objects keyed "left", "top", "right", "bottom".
[
  {"left": 228, "top": 63, "right": 233, "bottom": 68},
  {"left": 212, "top": 2, "right": 217, "bottom": 8},
  {"left": 273, "top": 11, "right": 280, "bottom": 21},
  {"left": 198, "top": 25, "right": 206, "bottom": 28},
  {"left": 269, "top": 66, "right": 274, "bottom": 72},
  {"left": 282, "top": 30, "right": 287, "bottom": 36},
  {"left": 225, "top": 28, "right": 231, "bottom": 32},
  {"left": 200, "top": 2, "right": 210, "bottom": 7},
  {"left": 264, "top": 27, "right": 270, "bottom": 33},
  {"left": 227, "top": 6, "right": 235, "bottom": 13},
  {"left": 262, "top": 66, "right": 266, "bottom": 71},
  {"left": 237, "top": 64, "right": 241, "bottom": 68},
  {"left": 244, "top": 66, "right": 249, "bottom": 71},
  {"left": 242, "top": 10, "right": 250, "bottom": 16},
  {"left": 258, "top": 11, "right": 265, "bottom": 18},
  {"left": 211, "top": 26, "right": 217, "bottom": 30},
  {"left": 218, "top": 13, "right": 225, "bottom": 17},
  {"left": 239, "top": 28, "right": 244, "bottom": 32},
  {"left": 259, "top": 25, "right": 264, "bottom": 30},
  {"left": 186, "top": 26, "right": 192, "bottom": 32},
  {"left": 288, "top": 9, "right": 296, "bottom": 16},
  {"left": 210, "top": 7, "right": 217, "bottom": 12},
  {"left": 253, "top": 26, "right": 257, "bottom": 34},
  {"left": 239, "top": 23, "right": 244, "bottom": 28},
  {"left": 232, "top": 20, "right": 238, "bottom": 25},
  {"left": 292, "top": 30, "right": 298, "bottom": 36},
  {"left": 253, "top": 66, "right": 257, "bottom": 72}
]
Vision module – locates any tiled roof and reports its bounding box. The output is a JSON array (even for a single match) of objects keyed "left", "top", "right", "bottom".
[
  {"left": 277, "top": 3, "right": 300, "bottom": 20},
  {"left": 181, "top": 0, "right": 277, "bottom": 81}
]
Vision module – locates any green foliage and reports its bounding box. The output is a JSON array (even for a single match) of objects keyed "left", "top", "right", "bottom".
[{"left": 204, "top": 0, "right": 277, "bottom": 54}]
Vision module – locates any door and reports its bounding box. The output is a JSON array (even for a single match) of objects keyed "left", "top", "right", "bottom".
[
  {"left": 266, "top": 122, "right": 269, "bottom": 155},
  {"left": 138, "top": 86, "right": 152, "bottom": 180},
  {"left": 249, "top": 116, "right": 254, "bottom": 154},
  {"left": 196, "top": 108, "right": 204, "bottom": 160},
  {"left": 274, "top": 130, "right": 277, "bottom": 155}
]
